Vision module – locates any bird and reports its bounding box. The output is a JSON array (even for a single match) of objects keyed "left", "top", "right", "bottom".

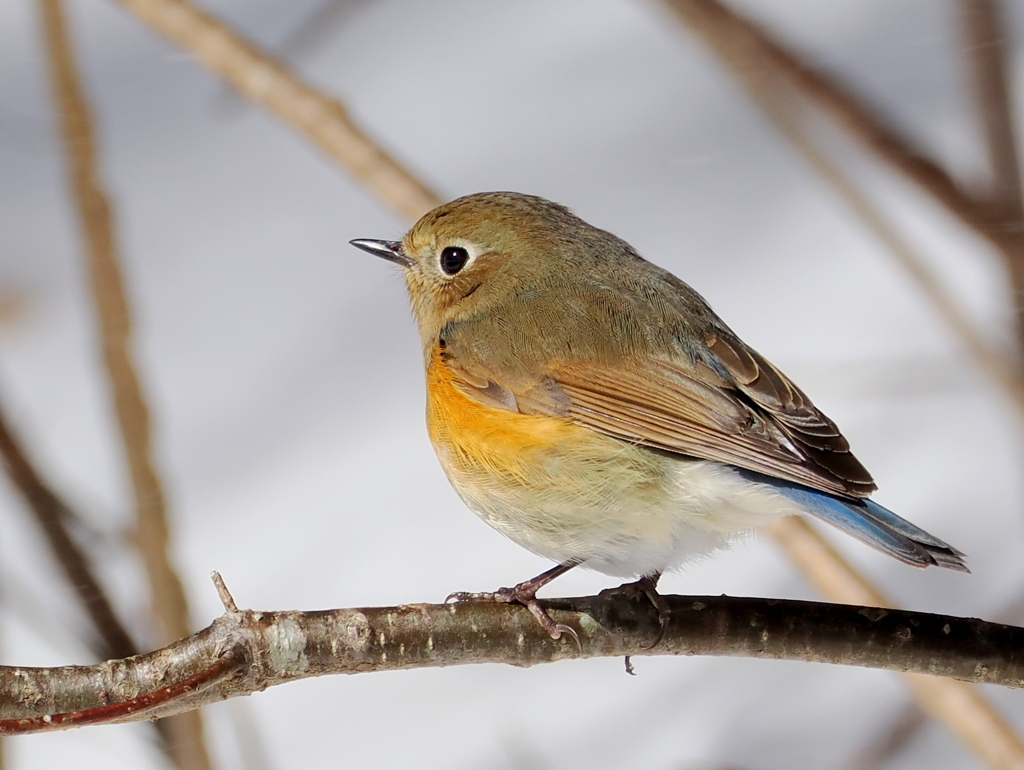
[{"left": 350, "top": 191, "right": 967, "bottom": 640}]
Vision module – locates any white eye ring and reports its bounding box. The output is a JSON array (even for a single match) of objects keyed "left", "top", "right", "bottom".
[{"left": 436, "top": 240, "right": 479, "bottom": 277}]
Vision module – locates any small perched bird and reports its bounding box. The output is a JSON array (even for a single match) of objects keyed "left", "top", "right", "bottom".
[{"left": 351, "top": 192, "right": 966, "bottom": 639}]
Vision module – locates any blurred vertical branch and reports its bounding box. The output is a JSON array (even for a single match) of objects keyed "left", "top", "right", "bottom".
[
  {"left": 36, "top": 1, "right": 213, "bottom": 768},
  {"left": 962, "top": 0, "right": 1024, "bottom": 359},
  {"left": 964, "top": 0, "right": 1024, "bottom": 215}
]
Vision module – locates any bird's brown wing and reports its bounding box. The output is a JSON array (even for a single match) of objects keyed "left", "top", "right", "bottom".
[{"left": 446, "top": 330, "right": 876, "bottom": 499}]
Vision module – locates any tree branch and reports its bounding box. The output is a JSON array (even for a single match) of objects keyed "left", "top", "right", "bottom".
[
  {"left": 2, "top": 588, "right": 1023, "bottom": 735},
  {"left": 765, "top": 83, "right": 1024, "bottom": 418},
  {"left": 39, "top": 0, "right": 191, "bottom": 652}
]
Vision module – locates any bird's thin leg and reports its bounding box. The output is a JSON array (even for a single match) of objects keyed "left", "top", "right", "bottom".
[
  {"left": 447, "top": 561, "right": 581, "bottom": 643},
  {"left": 617, "top": 572, "right": 671, "bottom": 648}
]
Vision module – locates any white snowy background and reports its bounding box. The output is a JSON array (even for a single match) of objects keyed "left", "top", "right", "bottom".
[{"left": 2, "top": 0, "right": 1024, "bottom": 768}]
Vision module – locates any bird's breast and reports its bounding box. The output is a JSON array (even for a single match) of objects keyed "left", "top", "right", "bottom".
[
  {"left": 425, "top": 347, "right": 595, "bottom": 483},
  {"left": 425, "top": 345, "right": 672, "bottom": 515}
]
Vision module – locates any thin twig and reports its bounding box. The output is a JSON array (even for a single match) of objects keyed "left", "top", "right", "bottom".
[
  {"left": 36, "top": 1, "right": 211, "bottom": 767},
  {"left": 110, "top": 0, "right": 442, "bottom": 221},
  {"left": 3, "top": 590, "right": 1024, "bottom": 734}
]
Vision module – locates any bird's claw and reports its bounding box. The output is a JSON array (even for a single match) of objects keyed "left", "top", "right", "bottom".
[
  {"left": 445, "top": 590, "right": 493, "bottom": 604},
  {"left": 445, "top": 584, "right": 581, "bottom": 650}
]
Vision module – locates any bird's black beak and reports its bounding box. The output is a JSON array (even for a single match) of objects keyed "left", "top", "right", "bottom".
[{"left": 349, "top": 239, "right": 413, "bottom": 267}]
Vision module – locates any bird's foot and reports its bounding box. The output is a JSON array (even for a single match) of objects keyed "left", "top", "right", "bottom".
[
  {"left": 446, "top": 562, "right": 581, "bottom": 647},
  {"left": 615, "top": 573, "right": 671, "bottom": 648}
]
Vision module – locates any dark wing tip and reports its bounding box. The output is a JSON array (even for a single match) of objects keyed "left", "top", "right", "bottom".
[{"left": 923, "top": 544, "right": 970, "bottom": 573}]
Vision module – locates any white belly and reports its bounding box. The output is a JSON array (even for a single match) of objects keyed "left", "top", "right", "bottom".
[{"left": 448, "top": 450, "right": 806, "bottom": 578}]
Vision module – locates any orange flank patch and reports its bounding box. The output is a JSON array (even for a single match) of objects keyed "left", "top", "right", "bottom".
[{"left": 426, "top": 350, "right": 598, "bottom": 482}]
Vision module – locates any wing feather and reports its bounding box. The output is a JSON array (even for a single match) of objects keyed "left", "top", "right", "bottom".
[{"left": 442, "top": 329, "right": 876, "bottom": 499}]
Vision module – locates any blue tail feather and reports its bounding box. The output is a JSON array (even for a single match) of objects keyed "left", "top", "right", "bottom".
[{"left": 738, "top": 471, "right": 968, "bottom": 572}]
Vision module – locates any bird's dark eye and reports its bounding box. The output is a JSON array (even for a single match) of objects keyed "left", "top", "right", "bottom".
[{"left": 439, "top": 246, "right": 470, "bottom": 275}]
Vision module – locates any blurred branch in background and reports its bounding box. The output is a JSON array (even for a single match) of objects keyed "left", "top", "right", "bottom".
[
  {"left": 0, "top": 567, "right": 104, "bottom": 671},
  {"left": 212, "top": 0, "right": 373, "bottom": 117},
  {"left": 0, "top": 402, "right": 136, "bottom": 661},
  {"left": 658, "top": 0, "right": 987, "bottom": 232},
  {"left": 964, "top": 0, "right": 1024, "bottom": 218},
  {"left": 660, "top": 0, "right": 1024, "bottom": 412},
  {"left": 95, "top": 0, "right": 1024, "bottom": 767},
  {"left": 35, "top": 0, "right": 212, "bottom": 768},
  {"left": 672, "top": 9, "right": 1024, "bottom": 418},
  {"left": 0, "top": 399, "right": 181, "bottom": 760},
  {"left": 112, "top": 0, "right": 441, "bottom": 221},
  {"left": 962, "top": 0, "right": 1024, "bottom": 353},
  {"left": 660, "top": 0, "right": 1024, "bottom": 366},
  {"left": 0, "top": 397, "right": 191, "bottom": 765}
]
